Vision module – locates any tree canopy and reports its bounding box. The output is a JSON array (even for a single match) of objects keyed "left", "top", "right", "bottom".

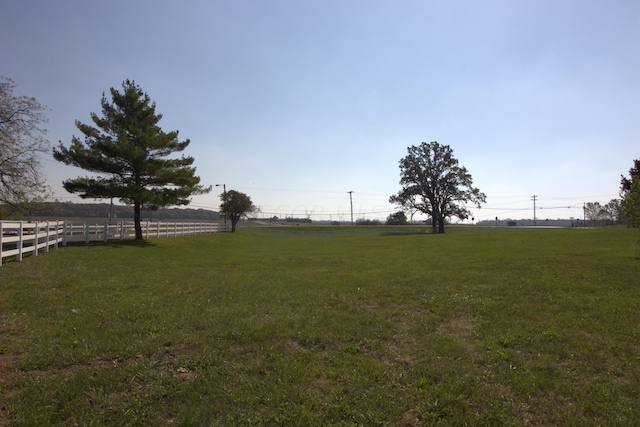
[
  {"left": 53, "top": 80, "right": 211, "bottom": 240},
  {"left": 621, "top": 159, "right": 640, "bottom": 229},
  {"left": 0, "top": 76, "right": 52, "bottom": 215},
  {"left": 390, "top": 141, "right": 486, "bottom": 233},
  {"left": 219, "top": 190, "right": 256, "bottom": 232},
  {"left": 621, "top": 159, "right": 639, "bottom": 194},
  {"left": 584, "top": 200, "right": 622, "bottom": 226},
  {"left": 386, "top": 211, "right": 408, "bottom": 225}
]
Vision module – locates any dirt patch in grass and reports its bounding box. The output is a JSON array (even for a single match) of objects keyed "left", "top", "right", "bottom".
[
  {"left": 0, "top": 353, "right": 21, "bottom": 427},
  {"left": 435, "top": 317, "right": 476, "bottom": 337},
  {"left": 0, "top": 353, "right": 21, "bottom": 382},
  {"left": 285, "top": 339, "right": 309, "bottom": 354},
  {"left": 0, "top": 344, "right": 200, "bottom": 405}
]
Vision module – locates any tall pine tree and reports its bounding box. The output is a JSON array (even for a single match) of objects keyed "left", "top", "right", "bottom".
[{"left": 54, "top": 80, "right": 211, "bottom": 240}]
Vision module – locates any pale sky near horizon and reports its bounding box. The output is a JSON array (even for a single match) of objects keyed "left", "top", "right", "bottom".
[{"left": 2, "top": 1, "right": 638, "bottom": 222}]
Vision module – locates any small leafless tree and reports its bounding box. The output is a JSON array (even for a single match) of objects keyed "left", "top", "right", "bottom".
[{"left": 0, "top": 76, "right": 52, "bottom": 214}]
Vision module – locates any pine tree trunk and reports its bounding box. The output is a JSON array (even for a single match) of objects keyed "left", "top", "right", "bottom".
[{"left": 134, "top": 201, "right": 143, "bottom": 240}]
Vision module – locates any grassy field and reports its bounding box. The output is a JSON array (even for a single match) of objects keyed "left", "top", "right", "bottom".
[{"left": 0, "top": 226, "right": 638, "bottom": 426}]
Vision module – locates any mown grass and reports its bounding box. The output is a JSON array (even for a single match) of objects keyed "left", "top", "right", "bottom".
[{"left": 0, "top": 227, "right": 639, "bottom": 426}]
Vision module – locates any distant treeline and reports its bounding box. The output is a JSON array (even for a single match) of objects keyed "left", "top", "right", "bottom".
[
  {"left": 267, "top": 216, "right": 313, "bottom": 224},
  {"left": 475, "top": 218, "right": 620, "bottom": 227},
  {"left": 2, "top": 202, "right": 221, "bottom": 221}
]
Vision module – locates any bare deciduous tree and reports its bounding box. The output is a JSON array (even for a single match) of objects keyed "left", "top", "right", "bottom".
[{"left": 0, "top": 76, "right": 52, "bottom": 214}]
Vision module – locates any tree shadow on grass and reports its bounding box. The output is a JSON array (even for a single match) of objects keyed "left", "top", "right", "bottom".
[
  {"left": 65, "top": 240, "right": 157, "bottom": 249},
  {"left": 380, "top": 229, "right": 431, "bottom": 236}
]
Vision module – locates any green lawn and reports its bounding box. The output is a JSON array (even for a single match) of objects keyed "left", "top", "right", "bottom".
[{"left": 1, "top": 227, "right": 639, "bottom": 426}]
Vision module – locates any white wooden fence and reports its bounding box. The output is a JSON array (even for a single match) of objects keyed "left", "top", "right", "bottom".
[{"left": 1, "top": 220, "right": 222, "bottom": 266}]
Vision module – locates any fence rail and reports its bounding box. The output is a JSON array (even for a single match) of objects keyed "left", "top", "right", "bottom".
[{"left": 1, "top": 220, "right": 221, "bottom": 266}]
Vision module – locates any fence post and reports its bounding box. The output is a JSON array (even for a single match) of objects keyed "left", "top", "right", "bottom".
[
  {"left": 103, "top": 222, "right": 108, "bottom": 243},
  {"left": 17, "top": 221, "right": 24, "bottom": 262},
  {"left": 44, "top": 221, "right": 50, "bottom": 253},
  {"left": 0, "top": 221, "right": 4, "bottom": 266},
  {"left": 33, "top": 222, "right": 38, "bottom": 257},
  {"left": 54, "top": 221, "right": 60, "bottom": 249}
]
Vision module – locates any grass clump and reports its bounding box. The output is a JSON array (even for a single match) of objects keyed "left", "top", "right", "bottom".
[{"left": 0, "top": 227, "right": 639, "bottom": 425}]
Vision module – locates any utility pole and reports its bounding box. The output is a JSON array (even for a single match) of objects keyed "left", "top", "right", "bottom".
[
  {"left": 531, "top": 195, "right": 538, "bottom": 226},
  {"left": 348, "top": 191, "right": 354, "bottom": 225}
]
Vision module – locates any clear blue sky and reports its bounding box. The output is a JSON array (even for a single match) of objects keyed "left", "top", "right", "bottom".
[{"left": 2, "top": 1, "right": 638, "bottom": 222}]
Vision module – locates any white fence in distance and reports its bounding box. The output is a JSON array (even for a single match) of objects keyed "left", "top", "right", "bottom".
[{"left": 1, "top": 220, "right": 222, "bottom": 266}]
